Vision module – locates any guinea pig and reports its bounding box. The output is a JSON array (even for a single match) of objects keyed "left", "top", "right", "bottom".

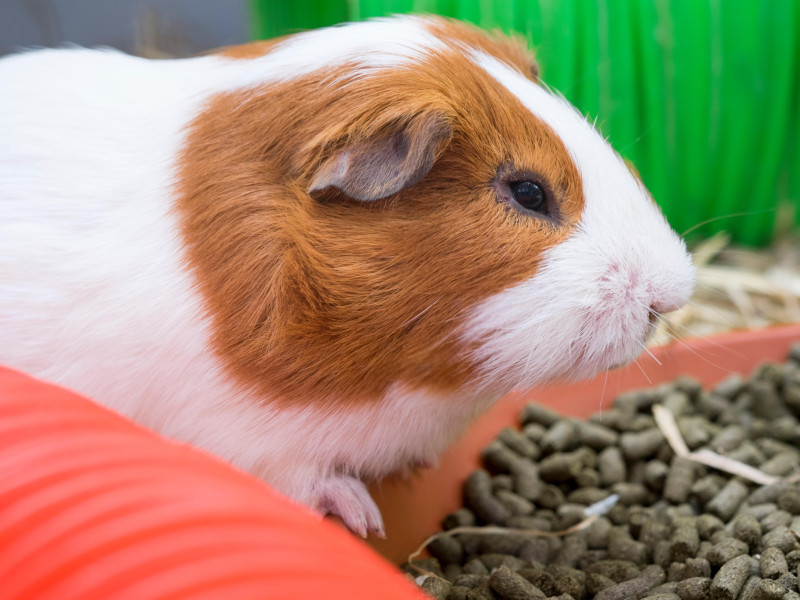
[{"left": 0, "top": 15, "right": 694, "bottom": 537}]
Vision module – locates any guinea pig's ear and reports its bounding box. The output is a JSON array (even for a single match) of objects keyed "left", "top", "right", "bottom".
[
  {"left": 528, "top": 60, "right": 540, "bottom": 81},
  {"left": 308, "top": 110, "right": 452, "bottom": 202}
]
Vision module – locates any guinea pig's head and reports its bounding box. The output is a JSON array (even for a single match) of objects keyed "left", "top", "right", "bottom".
[{"left": 178, "top": 16, "right": 694, "bottom": 404}]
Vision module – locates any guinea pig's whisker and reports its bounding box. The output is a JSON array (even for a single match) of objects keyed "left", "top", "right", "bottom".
[
  {"left": 617, "top": 126, "right": 653, "bottom": 154},
  {"left": 669, "top": 320, "right": 739, "bottom": 358},
  {"left": 654, "top": 318, "right": 743, "bottom": 374},
  {"left": 639, "top": 342, "right": 662, "bottom": 367},
  {"left": 696, "top": 297, "right": 749, "bottom": 328},
  {"left": 680, "top": 208, "right": 775, "bottom": 238},
  {"left": 597, "top": 369, "right": 610, "bottom": 414},
  {"left": 652, "top": 314, "right": 682, "bottom": 341},
  {"left": 653, "top": 311, "right": 696, "bottom": 342},
  {"left": 630, "top": 357, "right": 653, "bottom": 385},
  {"left": 693, "top": 286, "right": 736, "bottom": 304},
  {"left": 651, "top": 314, "right": 708, "bottom": 359},
  {"left": 683, "top": 292, "right": 755, "bottom": 333}
]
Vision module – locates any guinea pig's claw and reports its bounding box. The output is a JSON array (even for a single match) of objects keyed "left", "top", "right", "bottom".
[
  {"left": 316, "top": 474, "right": 385, "bottom": 539},
  {"left": 370, "top": 525, "right": 387, "bottom": 539}
]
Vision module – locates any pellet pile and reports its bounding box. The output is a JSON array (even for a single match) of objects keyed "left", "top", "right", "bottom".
[{"left": 408, "top": 345, "right": 800, "bottom": 600}]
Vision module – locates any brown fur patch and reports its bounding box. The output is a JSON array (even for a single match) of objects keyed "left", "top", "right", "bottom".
[
  {"left": 424, "top": 18, "right": 541, "bottom": 80},
  {"left": 175, "top": 19, "right": 583, "bottom": 405}
]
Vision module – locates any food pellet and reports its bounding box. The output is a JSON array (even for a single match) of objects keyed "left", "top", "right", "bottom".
[
  {"left": 778, "top": 488, "right": 800, "bottom": 514},
  {"left": 731, "top": 513, "right": 761, "bottom": 548},
  {"left": 520, "top": 404, "right": 561, "bottom": 428},
  {"left": 412, "top": 347, "right": 800, "bottom": 600},
  {"left": 759, "top": 547, "right": 788, "bottom": 579},
  {"left": 462, "top": 557, "right": 489, "bottom": 576},
  {"left": 727, "top": 442, "right": 765, "bottom": 466},
  {"left": 690, "top": 475, "right": 724, "bottom": 504},
  {"left": 539, "top": 452, "right": 585, "bottom": 483},
  {"left": 683, "top": 557, "right": 711, "bottom": 579},
  {"left": 695, "top": 513, "right": 724, "bottom": 541},
  {"left": 593, "top": 565, "right": 664, "bottom": 600},
  {"left": 454, "top": 574, "right": 485, "bottom": 588},
  {"left": 428, "top": 535, "right": 464, "bottom": 565},
  {"left": 499, "top": 427, "right": 541, "bottom": 460},
  {"left": 742, "top": 578, "right": 787, "bottom": 600},
  {"left": 482, "top": 441, "right": 523, "bottom": 474},
  {"left": 737, "top": 576, "right": 761, "bottom": 600},
  {"left": 576, "top": 421, "right": 619, "bottom": 450},
  {"left": 663, "top": 456, "right": 696, "bottom": 504},
  {"left": 620, "top": 428, "right": 665, "bottom": 461},
  {"left": 510, "top": 460, "right": 545, "bottom": 502},
  {"left": 443, "top": 508, "right": 476, "bottom": 530},
  {"left": 710, "top": 554, "right": 752, "bottom": 600},
  {"left": 669, "top": 518, "right": 700, "bottom": 563},
  {"left": 586, "top": 573, "right": 615, "bottom": 595},
  {"left": 488, "top": 565, "right": 547, "bottom": 600},
  {"left": 667, "top": 562, "right": 685, "bottom": 582},
  {"left": 420, "top": 575, "right": 451, "bottom": 600},
  {"left": 705, "top": 538, "right": 749, "bottom": 567},
  {"left": 447, "top": 585, "right": 470, "bottom": 600},
  {"left": 496, "top": 489, "right": 535, "bottom": 516},
  {"left": 541, "top": 420, "right": 578, "bottom": 454},
  {"left": 465, "top": 470, "right": 512, "bottom": 524},
  {"left": 706, "top": 479, "right": 750, "bottom": 522},
  {"left": 780, "top": 573, "right": 799, "bottom": 590},
  {"left": 597, "top": 447, "right": 626, "bottom": 486},
  {"left": 608, "top": 528, "right": 647, "bottom": 564},
  {"left": 675, "top": 576, "right": 711, "bottom": 600},
  {"left": 762, "top": 526, "right": 799, "bottom": 554},
  {"left": 760, "top": 452, "right": 798, "bottom": 477},
  {"left": 465, "top": 582, "right": 495, "bottom": 600}
]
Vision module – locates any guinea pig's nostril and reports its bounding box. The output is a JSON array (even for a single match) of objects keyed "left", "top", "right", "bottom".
[
  {"left": 650, "top": 299, "right": 678, "bottom": 315},
  {"left": 650, "top": 295, "right": 689, "bottom": 316}
]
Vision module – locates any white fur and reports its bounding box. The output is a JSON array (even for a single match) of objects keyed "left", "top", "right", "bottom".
[
  {"left": 0, "top": 17, "right": 693, "bottom": 536},
  {"left": 229, "top": 16, "right": 446, "bottom": 86},
  {"left": 463, "top": 53, "right": 695, "bottom": 393}
]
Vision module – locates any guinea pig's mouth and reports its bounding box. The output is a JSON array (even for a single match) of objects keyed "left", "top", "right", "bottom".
[
  {"left": 647, "top": 309, "right": 660, "bottom": 335},
  {"left": 606, "top": 319, "right": 659, "bottom": 372},
  {"left": 570, "top": 310, "right": 658, "bottom": 377}
]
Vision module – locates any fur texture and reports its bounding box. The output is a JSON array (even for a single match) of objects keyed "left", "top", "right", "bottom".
[{"left": 0, "top": 16, "right": 694, "bottom": 537}]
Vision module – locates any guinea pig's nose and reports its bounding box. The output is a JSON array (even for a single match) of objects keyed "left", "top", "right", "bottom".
[{"left": 646, "top": 260, "right": 695, "bottom": 317}]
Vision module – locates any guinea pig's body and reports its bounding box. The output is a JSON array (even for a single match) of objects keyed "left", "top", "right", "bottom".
[{"left": 0, "top": 16, "right": 694, "bottom": 536}]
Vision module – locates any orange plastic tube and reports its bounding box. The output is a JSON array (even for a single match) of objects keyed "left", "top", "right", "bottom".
[{"left": 0, "top": 366, "right": 425, "bottom": 600}]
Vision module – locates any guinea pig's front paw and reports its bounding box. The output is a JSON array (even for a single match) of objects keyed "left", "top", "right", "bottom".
[{"left": 315, "top": 474, "right": 385, "bottom": 539}]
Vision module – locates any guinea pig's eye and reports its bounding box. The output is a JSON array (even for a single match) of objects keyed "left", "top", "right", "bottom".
[{"left": 510, "top": 181, "right": 548, "bottom": 214}]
